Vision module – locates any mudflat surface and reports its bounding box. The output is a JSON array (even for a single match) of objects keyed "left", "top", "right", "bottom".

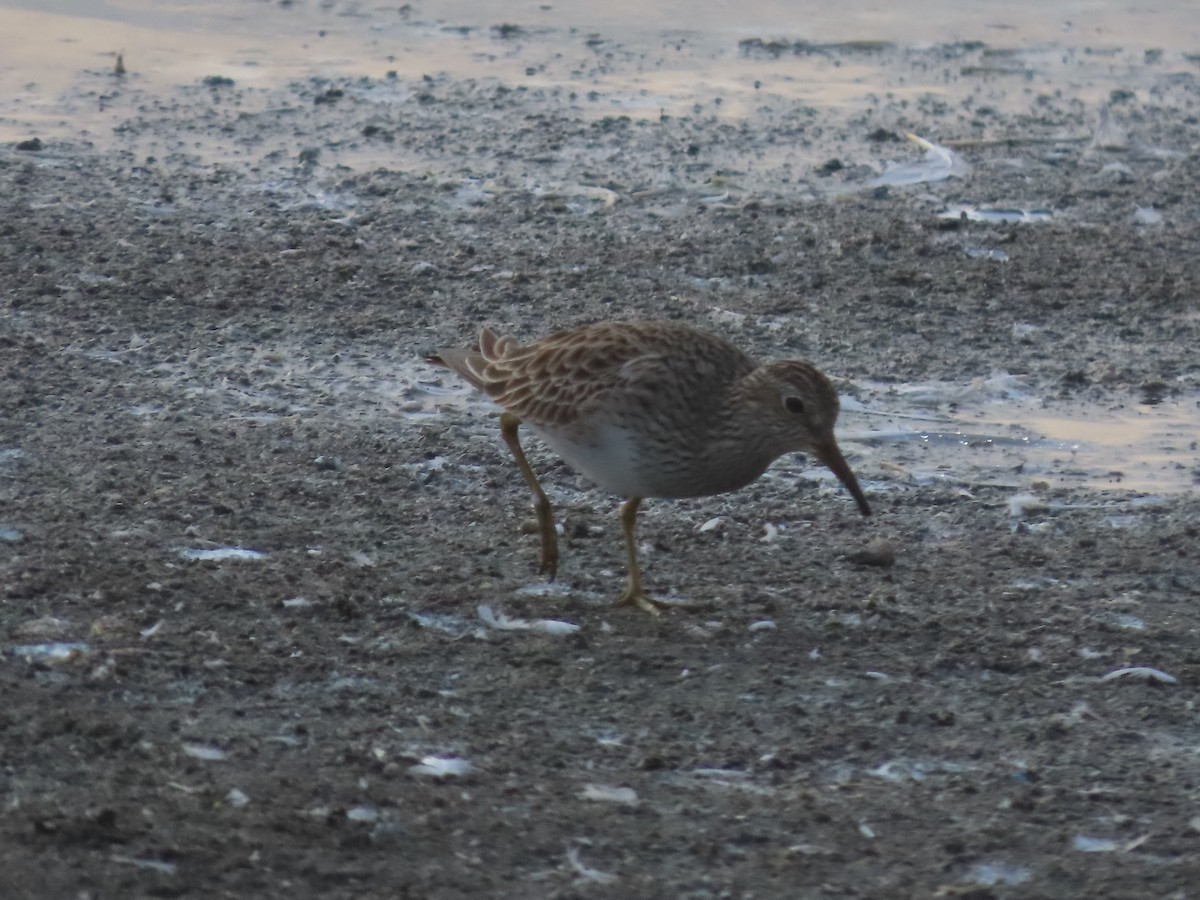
[{"left": 2, "top": 8, "right": 1200, "bottom": 899}]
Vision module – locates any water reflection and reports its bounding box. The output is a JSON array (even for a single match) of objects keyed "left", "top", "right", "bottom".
[{"left": 2, "top": 0, "right": 1197, "bottom": 145}]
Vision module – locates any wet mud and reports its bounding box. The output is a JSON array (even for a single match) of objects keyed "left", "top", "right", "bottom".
[{"left": 2, "top": 4, "right": 1199, "bottom": 897}]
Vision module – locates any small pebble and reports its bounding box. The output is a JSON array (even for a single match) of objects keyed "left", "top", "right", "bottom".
[{"left": 845, "top": 539, "right": 896, "bottom": 568}]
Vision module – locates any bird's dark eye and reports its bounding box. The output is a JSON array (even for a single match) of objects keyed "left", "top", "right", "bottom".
[{"left": 784, "top": 396, "right": 805, "bottom": 414}]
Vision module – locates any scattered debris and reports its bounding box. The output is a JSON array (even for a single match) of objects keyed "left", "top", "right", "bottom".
[
  {"left": 965, "top": 862, "right": 1032, "bottom": 887},
  {"left": 581, "top": 784, "right": 639, "bottom": 806},
  {"left": 225, "top": 788, "right": 250, "bottom": 808},
  {"left": 407, "top": 756, "right": 473, "bottom": 779},
  {"left": 566, "top": 846, "right": 617, "bottom": 885},
  {"left": 181, "top": 743, "right": 228, "bottom": 761},
  {"left": 1133, "top": 206, "right": 1163, "bottom": 225},
  {"left": 179, "top": 547, "right": 268, "bottom": 562},
  {"left": 938, "top": 206, "right": 1054, "bottom": 224},
  {"left": 871, "top": 132, "right": 970, "bottom": 186},
  {"left": 696, "top": 516, "right": 729, "bottom": 533},
  {"left": 963, "top": 244, "right": 1010, "bottom": 261},
  {"left": 1099, "top": 666, "right": 1177, "bottom": 685},
  {"left": 477, "top": 605, "right": 579, "bottom": 635},
  {"left": 12, "top": 643, "right": 89, "bottom": 662},
  {"left": 139, "top": 620, "right": 164, "bottom": 638},
  {"left": 1072, "top": 834, "right": 1138, "bottom": 853},
  {"left": 407, "top": 609, "right": 479, "bottom": 637},
  {"left": 111, "top": 856, "right": 176, "bottom": 875}
]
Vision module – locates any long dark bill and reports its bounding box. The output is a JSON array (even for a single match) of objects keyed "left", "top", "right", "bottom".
[{"left": 812, "top": 438, "right": 871, "bottom": 517}]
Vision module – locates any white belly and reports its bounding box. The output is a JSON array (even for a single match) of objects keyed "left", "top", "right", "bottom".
[{"left": 527, "top": 422, "right": 655, "bottom": 498}]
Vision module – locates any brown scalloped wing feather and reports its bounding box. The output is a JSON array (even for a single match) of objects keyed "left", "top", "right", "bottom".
[{"left": 445, "top": 322, "right": 754, "bottom": 429}]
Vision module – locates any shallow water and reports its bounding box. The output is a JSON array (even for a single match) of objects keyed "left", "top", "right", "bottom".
[
  {"left": 845, "top": 382, "right": 1199, "bottom": 494},
  {"left": 3, "top": 0, "right": 1198, "bottom": 147}
]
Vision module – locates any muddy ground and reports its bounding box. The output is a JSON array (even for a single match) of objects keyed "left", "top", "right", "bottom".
[{"left": 2, "top": 24, "right": 1200, "bottom": 900}]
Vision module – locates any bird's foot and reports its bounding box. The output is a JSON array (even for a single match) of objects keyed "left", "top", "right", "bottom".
[
  {"left": 614, "top": 586, "right": 708, "bottom": 616},
  {"left": 615, "top": 585, "right": 665, "bottom": 616}
]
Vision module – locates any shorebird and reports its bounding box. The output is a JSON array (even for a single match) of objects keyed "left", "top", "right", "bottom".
[{"left": 431, "top": 321, "right": 870, "bottom": 613}]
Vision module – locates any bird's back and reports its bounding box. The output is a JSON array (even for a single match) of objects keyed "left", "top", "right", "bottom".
[{"left": 435, "top": 321, "right": 758, "bottom": 431}]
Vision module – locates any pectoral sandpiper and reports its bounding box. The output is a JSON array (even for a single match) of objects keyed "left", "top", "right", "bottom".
[{"left": 431, "top": 321, "right": 870, "bottom": 614}]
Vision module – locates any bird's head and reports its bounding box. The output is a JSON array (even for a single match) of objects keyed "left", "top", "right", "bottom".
[{"left": 739, "top": 361, "right": 871, "bottom": 517}]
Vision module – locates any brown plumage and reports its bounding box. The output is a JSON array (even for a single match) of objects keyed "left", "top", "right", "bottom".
[{"left": 431, "top": 321, "right": 869, "bottom": 613}]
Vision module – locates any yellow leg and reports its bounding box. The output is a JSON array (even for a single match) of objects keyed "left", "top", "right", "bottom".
[
  {"left": 615, "top": 497, "right": 664, "bottom": 615},
  {"left": 499, "top": 412, "right": 559, "bottom": 580}
]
